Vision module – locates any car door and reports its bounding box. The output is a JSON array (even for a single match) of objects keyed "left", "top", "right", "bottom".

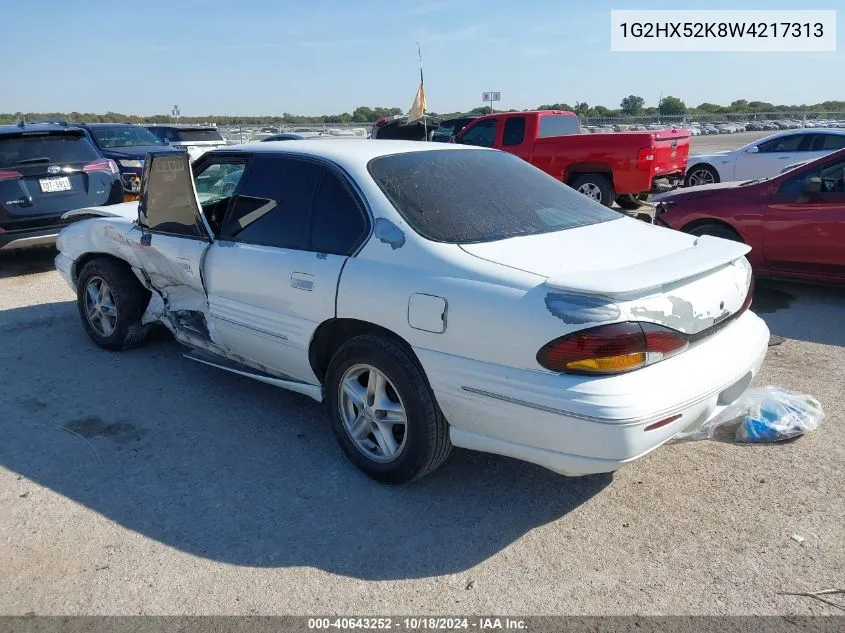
[
  {"left": 202, "top": 154, "right": 370, "bottom": 384},
  {"left": 133, "top": 153, "right": 214, "bottom": 310},
  {"left": 734, "top": 134, "right": 806, "bottom": 180},
  {"left": 763, "top": 155, "right": 845, "bottom": 280}
]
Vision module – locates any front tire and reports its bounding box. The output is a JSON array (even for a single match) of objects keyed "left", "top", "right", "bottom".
[
  {"left": 76, "top": 258, "right": 151, "bottom": 350},
  {"left": 325, "top": 334, "right": 451, "bottom": 484},
  {"left": 570, "top": 173, "right": 614, "bottom": 207},
  {"left": 685, "top": 222, "right": 743, "bottom": 242},
  {"left": 615, "top": 194, "right": 645, "bottom": 210},
  {"left": 685, "top": 164, "right": 719, "bottom": 187}
]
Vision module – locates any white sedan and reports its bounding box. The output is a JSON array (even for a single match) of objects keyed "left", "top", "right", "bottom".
[
  {"left": 685, "top": 129, "right": 845, "bottom": 186},
  {"left": 55, "top": 141, "right": 769, "bottom": 483}
]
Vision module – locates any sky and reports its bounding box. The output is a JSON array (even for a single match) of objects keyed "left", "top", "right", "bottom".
[{"left": 1, "top": 0, "right": 842, "bottom": 117}]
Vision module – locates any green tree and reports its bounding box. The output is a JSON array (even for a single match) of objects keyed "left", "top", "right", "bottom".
[
  {"left": 695, "top": 102, "right": 722, "bottom": 113},
  {"left": 659, "top": 96, "right": 687, "bottom": 115},
  {"left": 620, "top": 95, "right": 645, "bottom": 115},
  {"left": 537, "top": 103, "right": 573, "bottom": 111}
]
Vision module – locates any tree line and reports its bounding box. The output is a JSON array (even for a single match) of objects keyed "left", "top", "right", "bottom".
[{"left": 3, "top": 98, "right": 844, "bottom": 126}]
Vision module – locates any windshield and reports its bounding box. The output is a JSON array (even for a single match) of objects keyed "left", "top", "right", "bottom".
[
  {"left": 91, "top": 126, "right": 165, "bottom": 148},
  {"left": 368, "top": 150, "right": 620, "bottom": 244}
]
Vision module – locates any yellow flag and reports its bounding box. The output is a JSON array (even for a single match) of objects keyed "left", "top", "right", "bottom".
[{"left": 409, "top": 83, "right": 426, "bottom": 122}]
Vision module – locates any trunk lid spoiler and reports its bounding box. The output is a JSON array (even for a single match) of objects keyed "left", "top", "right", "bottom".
[{"left": 544, "top": 235, "right": 751, "bottom": 297}]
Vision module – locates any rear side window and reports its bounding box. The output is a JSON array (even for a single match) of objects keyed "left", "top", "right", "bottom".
[
  {"left": 221, "top": 156, "right": 322, "bottom": 249},
  {"left": 368, "top": 149, "right": 619, "bottom": 243},
  {"left": 0, "top": 133, "right": 100, "bottom": 168},
  {"left": 503, "top": 116, "right": 526, "bottom": 146},
  {"left": 538, "top": 115, "right": 580, "bottom": 138},
  {"left": 822, "top": 134, "right": 845, "bottom": 150},
  {"left": 139, "top": 155, "right": 207, "bottom": 238},
  {"left": 310, "top": 171, "right": 368, "bottom": 255},
  {"left": 176, "top": 129, "right": 224, "bottom": 142}
]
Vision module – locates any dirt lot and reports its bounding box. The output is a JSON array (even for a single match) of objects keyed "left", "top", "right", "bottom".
[{"left": 1, "top": 242, "right": 843, "bottom": 616}]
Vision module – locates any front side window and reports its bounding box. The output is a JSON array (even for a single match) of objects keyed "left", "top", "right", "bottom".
[
  {"left": 138, "top": 154, "right": 207, "bottom": 238},
  {"left": 220, "top": 155, "right": 322, "bottom": 249},
  {"left": 368, "top": 149, "right": 619, "bottom": 244},
  {"left": 460, "top": 120, "right": 497, "bottom": 147},
  {"left": 778, "top": 158, "right": 845, "bottom": 197},
  {"left": 758, "top": 135, "right": 804, "bottom": 153}
]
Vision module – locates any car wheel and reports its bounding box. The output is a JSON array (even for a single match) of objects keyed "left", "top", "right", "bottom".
[
  {"left": 685, "top": 164, "right": 720, "bottom": 187},
  {"left": 615, "top": 194, "right": 645, "bottom": 210},
  {"left": 571, "top": 173, "right": 614, "bottom": 207},
  {"left": 325, "top": 334, "right": 452, "bottom": 484},
  {"left": 76, "top": 258, "right": 151, "bottom": 350},
  {"left": 685, "top": 222, "right": 743, "bottom": 242}
]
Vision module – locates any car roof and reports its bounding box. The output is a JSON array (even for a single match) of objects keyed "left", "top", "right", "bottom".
[
  {"left": 77, "top": 122, "right": 145, "bottom": 128},
  {"left": 144, "top": 125, "right": 217, "bottom": 131},
  {"left": 213, "top": 138, "right": 483, "bottom": 166},
  {"left": 0, "top": 123, "right": 86, "bottom": 136}
]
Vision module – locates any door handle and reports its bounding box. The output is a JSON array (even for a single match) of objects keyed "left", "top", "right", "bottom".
[{"left": 290, "top": 272, "right": 314, "bottom": 291}]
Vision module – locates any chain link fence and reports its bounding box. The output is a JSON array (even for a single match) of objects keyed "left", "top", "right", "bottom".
[{"left": 580, "top": 111, "right": 845, "bottom": 132}]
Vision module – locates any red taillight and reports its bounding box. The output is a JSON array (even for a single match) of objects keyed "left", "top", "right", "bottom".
[
  {"left": 537, "top": 322, "right": 689, "bottom": 375},
  {"left": 83, "top": 159, "right": 119, "bottom": 175},
  {"left": 0, "top": 169, "right": 22, "bottom": 181},
  {"left": 636, "top": 146, "right": 654, "bottom": 171}
]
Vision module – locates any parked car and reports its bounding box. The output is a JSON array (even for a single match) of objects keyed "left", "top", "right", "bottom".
[
  {"left": 430, "top": 116, "right": 477, "bottom": 143},
  {"left": 454, "top": 110, "right": 690, "bottom": 208},
  {"left": 54, "top": 141, "right": 766, "bottom": 482},
  {"left": 685, "top": 129, "right": 845, "bottom": 186},
  {"left": 371, "top": 115, "right": 440, "bottom": 141},
  {"left": 75, "top": 123, "right": 182, "bottom": 201},
  {"left": 143, "top": 125, "right": 227, "bottom": 161},
  {"left": 656, "top": 148, "right": 845, "bottom": 284},
  {"left": 0, "top": 122, "right": 122, "bottom": 251},
  {"left": 261, "top": 132, "right": 330, "bottom": 141}
]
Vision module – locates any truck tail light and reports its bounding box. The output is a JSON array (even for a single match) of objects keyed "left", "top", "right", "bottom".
[
  {"left": 83, "top": 159, "right": 120, "bottom": 176},
  {"left": 536, "top": 322, "right": 689, "bottom": 375},
  {"left": 0, "top": 170, "right": 23, "bottom": 181},
  {"left": 636, "top": 147, "right": 655, "bottom": 171}
]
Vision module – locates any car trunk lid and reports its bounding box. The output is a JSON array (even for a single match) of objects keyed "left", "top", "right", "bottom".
[
  {"left": 460, "top": 218, "right": 753, "bottom": 335},
  {"left": 650, "top": 129, "right": 691, "bottom": 177}
]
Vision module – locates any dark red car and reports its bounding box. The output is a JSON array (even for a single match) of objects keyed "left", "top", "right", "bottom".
[{"left": 654, "top": 147, "right": 845, "bottom": 284}]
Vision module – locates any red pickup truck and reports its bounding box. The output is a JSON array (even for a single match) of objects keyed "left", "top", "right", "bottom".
[{"left": 454, "top": 110, "right": 690, "bottom": 208}]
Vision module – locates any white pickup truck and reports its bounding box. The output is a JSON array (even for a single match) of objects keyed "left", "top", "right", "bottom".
[{"left": 143, "top": 125, "right": 227, "bottom": 162}]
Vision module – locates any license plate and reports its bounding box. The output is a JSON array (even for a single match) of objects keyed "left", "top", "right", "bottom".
[{"left": 39, "top": 176, "right": 72, "bottom": 193}]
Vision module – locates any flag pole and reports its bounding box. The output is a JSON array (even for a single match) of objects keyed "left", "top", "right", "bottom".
[{"left": 417, "top": 40, "right": 427, "bottom": 141}]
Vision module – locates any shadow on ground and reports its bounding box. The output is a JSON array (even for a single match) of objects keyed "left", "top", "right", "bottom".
[
  {"left": 0, "top": 300, "right": 610, "bottom": 581},
  {"left": 753, "top": 279, "right": 845, "bottom": 347},
  {"left": 0, "top": 247, "right": 57, "bottom": 280}
]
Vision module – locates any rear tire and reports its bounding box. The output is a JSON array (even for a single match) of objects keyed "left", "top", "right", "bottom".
[
  {"left": 325, "top": 334, "right": 451, "bottom": 484},
  {"left": 570, "top": 173, "right": 614, "bottom": 207},
  {"left": 685, "top": 222, "right": 743, "bottom": 243},
  {"left": 76, "top": 258, "right": 151, "bottom": 350}
]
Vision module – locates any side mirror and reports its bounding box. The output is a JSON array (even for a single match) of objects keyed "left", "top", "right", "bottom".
[
  {"left": 746, "top": 146, "right": 759, "bottom": 153},
  {"left": 802, "top": 176, "right": 823, "bottom": 195}
]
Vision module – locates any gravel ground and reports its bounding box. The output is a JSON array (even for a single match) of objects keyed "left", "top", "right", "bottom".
[{"left": 1, "top": 245, "right": 843, "bottom": 617}]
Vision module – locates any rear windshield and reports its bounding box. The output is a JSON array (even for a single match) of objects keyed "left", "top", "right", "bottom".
[
  {"left": 0, "top": 133, "right": 100, "bottom": 168},
  {"left": 538, "top": 114, "right": 580, "bottom": 138},
  {"left": 176, "top": 129, "right": 224, "bottom": 142},
  {"left": 91, "top": 126, "right": 165, "bottom": 148},
  {"left": 367, "top": 150, "right": 619, "bottom": 244}
]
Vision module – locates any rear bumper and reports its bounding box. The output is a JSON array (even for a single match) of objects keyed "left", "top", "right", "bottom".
[
  {"left": 418, "top": 310, "right": 769, "bottom": 476},
  {"left": 0, "top": 226, "right": 62, "bottom": 251}
]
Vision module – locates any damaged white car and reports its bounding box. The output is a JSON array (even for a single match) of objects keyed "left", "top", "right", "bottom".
[{"left": 55, "top": 142, "right": 769, "bottom": 483}]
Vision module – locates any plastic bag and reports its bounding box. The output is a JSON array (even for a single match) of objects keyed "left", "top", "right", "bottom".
[{"left": 674, "top": 386, "right": 824, "bottom": 443}]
